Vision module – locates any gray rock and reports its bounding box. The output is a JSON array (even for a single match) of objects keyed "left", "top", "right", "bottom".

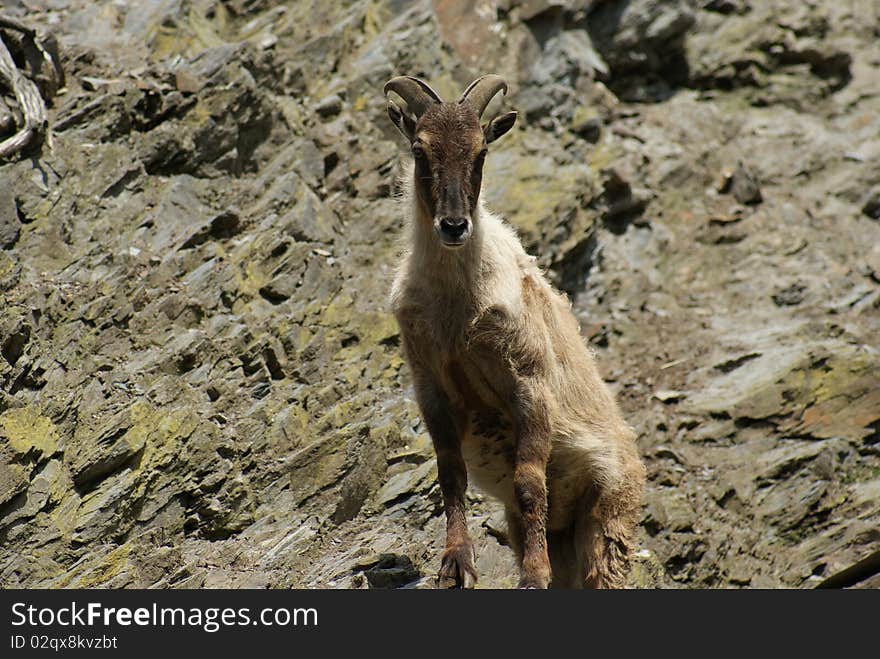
[
  {"left": 654, "top": 389, "right": 687, "bottom": 403},
  {"left": 67, "top": 411, "right": 144, "bottom": 490},
  {"left": 702, "top": 0, "right": 750, "bottom": 14},
  {"left": 731, "top": 162, "right": 762, "bottom": 205},
  {"left": 375, "top": 460, "right": 436, "bottom": 507},
  {"left": 0, "top": 188, "right": 19, "bottom": 249},
  {"left": 0, "top": 460, "right": 28, "bottom": 510},
  {"left": 531, "top": 29, "right": 609, "bottom": 86},
  {"left": 644, "top": 490, "right": 696, "bottom": 533},
  {"left": 586, "top": 0, "right": 695, "bottom": 98},
  {"left": 772, "top": 282, "right": 806, "bottom": 307},
  {"left": 362, "top": 553, "right": 421, "bottom": 589},
  {"left": 315, "top": 93, "right": 343, "bottom": 119},
  {"left": 862, "top": 187, "right": 880, "bottom": 220}
]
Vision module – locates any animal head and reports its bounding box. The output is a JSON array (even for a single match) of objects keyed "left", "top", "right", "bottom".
[{"left": 385, "top": 74, "right": 517, "bottom": 249}]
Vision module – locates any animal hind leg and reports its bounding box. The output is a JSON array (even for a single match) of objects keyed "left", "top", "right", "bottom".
[
  {"left": 504, "top": 507, "right": 524, "bottom": 563},
  {"left": 547, "top": 527, "right": 577, "bottom": 588},
  {"left": 574, "top": 489, "right": 640, "bottom": 589},
  {"left": 508, "top": 508, "right": 577, "bottom": 588}
]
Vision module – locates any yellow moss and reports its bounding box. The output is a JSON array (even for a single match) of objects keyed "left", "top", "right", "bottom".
[
  {"left": 0, "top": 407, "right": 59, "bottom": 458},
  {"left": 127, "top": 401, "right": 199, "bottom": 468},
  {"left": 83, "top": 402, "right": 203, "bottom": 532},
  {"left": 338, "top": 362, "right": 366, "bottom": 388},
  {"left": 322, "top": 293, "right": 355, "bottom": 325},
  {"left": 271, "top": 317, "right": 292, "bottom": 338},
  {"left": 303, "top": 298, "right": 329, "bottom": 317},
  {"left": 355, "top": 311, "right": 398, "bottom": 344},
  {"left": 282, "top": 404, "right": 311, "bottom": 444},
  {"left": 352, "top": 95, "right": 368, "bottom": 113},
  {"left": 0, "top": 252, "right": 16, "bottom": 278},
  {"left": 292, "top": 326, "right": 314, "bottom": 352},
  {"left": 274, "top": 94, "right": 305, "bottom": 133},
  {"left": 183, "top": 99, "right": 215, "bottom": 127},
  {"left": 50, "top": 490, "right": 82, "bottom": 537},
  {"left": 571, "top": 104, "right": 599, "bottom": 127},
  {"left": 238, "top": 260, "right": 270, "bottom": 298},
  {"left": 30, "top": 199, "right": 55, "bottom": 223},
  {"left": 325, "top": 399, "right": 359, "bottom": 430},
  {"left": 586, "top": 140, "right": 622, "bottom": 172},
  {"left": 289, "top": 432, "right": 348, "bottom": 503},
  {"left": 0, "top": 461, "right": 27, "bottom": 504},
  {"left": 627, "top": 549, "right": 669, "bottom": 588},
  {"left": 189, "top": 3, "right": 229, "bottom": 46},
  {"left": 148, "top": 0, "right": 232, "bottom": 60},
  {"left": 57, "top": 544, "right": 131, "bottom": 588},
  {"left": 384, "top": 354, "right": 405, "bottom": 374},
  {"left": 362, "top": 0, "right": 389, "bottom": 39},
  {"left": 150, "top": 26, "right": 193, "bottom": 61},
  {"left": 47, "top": 468, "right": 73, "bottom": 507},
  {"left": 812, "top": 354, "right": 872, "bottom": 402},
  {"left": 226, "top": 234, "right": 279, "bottom": 299},
  {"left": 510, "top": 161, "right": 583, "bottom": 235}
]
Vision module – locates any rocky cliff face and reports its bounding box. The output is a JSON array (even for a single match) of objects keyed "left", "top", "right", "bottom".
[{"left": 1, "top": 0, "right": 878, "bottom": 589}]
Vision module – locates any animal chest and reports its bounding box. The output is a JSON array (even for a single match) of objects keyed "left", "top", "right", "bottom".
[
  {"left": 441, "top": 352, "right": 518, "bottom": 503},
  {"left": 397, "top": 302, "right": 519, "bottom": 500}
]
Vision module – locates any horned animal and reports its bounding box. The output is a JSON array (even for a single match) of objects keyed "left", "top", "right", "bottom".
[{"left": 384, "top": 74, "right": 646, "bottom": 589}]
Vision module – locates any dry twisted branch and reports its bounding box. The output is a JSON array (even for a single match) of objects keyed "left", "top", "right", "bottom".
[
  {"left": 0, "top": 14, "right": 61, "bottom": 160},
  {"left": 0, "top": 15, "right": 36, "bottom": 38}
]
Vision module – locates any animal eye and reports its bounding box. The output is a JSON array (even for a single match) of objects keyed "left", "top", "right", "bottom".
[{"left": 412, "top": 145, "right": 426, "bottom": 160}]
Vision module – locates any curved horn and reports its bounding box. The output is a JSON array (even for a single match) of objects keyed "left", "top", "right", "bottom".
[
  {"left": 458, "top": 74, "right": 508, "bottom": 117},
  {"left": 383, "top": 76, "right": 443, "bottom": 117}
]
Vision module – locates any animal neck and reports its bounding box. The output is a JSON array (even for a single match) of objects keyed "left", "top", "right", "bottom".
[{"left": 410, "top": 196, "right": 486, "bottom": 301}]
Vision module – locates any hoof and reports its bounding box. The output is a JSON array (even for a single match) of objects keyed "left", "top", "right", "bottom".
[
  {"left": 517, "top": 575, "right": 550, "bottom": 589},
  {"left": 438, "top": 543, "right": 478, "bottom": 589}
]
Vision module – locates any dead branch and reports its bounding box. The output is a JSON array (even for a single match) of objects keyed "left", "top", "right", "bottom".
[
  {"left": 0, "top": 15, "right": 36, "bottom": 38},
  {"left": 0, "top": 95, "right": 14, "bottom": 132},
  {"left": 0, "top": 14, "right": 62, "bottom": 160},
  {"left": 0, "top": 34, "right": 45, "bottom": 158}
]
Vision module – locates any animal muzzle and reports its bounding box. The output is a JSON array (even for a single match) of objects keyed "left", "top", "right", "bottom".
[{"left": 436, "top": 216, "right": 470, "bottom": 247}]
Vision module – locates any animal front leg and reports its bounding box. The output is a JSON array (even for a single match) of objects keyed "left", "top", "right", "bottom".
[
  {"left": 412, "top": 369, "right": 477, "bottom": 588},
  {"left": 512, "top": 383, "right": 552, "bottom": 589},
  {"left": 436, "top": 444, "right": 477, "bottom": 589}
]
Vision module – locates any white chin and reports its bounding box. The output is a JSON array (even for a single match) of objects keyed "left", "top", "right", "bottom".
[{"left": 440, "top": 239, "right": 466, "bottom": 249}]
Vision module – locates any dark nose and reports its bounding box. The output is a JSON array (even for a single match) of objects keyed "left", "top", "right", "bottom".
[{"left": 439, "top": 216, "right": 468, "bottom": 239}]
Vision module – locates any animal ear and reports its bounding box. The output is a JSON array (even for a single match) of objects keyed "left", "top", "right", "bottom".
[
  {"left": 387, "top": 100, "right": 416, "bottom": 142},
  {"left": 484, "top": 111, "right": 517, "bottom": 144}
]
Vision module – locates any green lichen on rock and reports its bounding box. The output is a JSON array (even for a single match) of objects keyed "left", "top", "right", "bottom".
[
  {"left": 690, "top": 344, "right": 880, "bottom": 441},
  {"left": 0, "top": 407, "right": 59, "bottom": 460},
  {"left": 485, "top": 135, "right": 599, "bottom": 244},
  {"left": 0, "top": 461, "right": 29, "bottom": 510}
]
